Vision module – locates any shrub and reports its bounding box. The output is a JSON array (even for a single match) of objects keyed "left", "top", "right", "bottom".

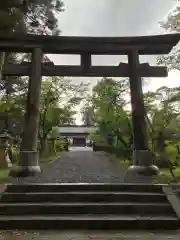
[
  {"left": 155, "top": 153, "right": 170, "bottom": 168},
  {"left": 89, "top": 134, "right": 105, "bottom": 143},
  {"left": 93, "top": 142, "right": 132, "bottom": 159},
  {"left": 55, "top": 139, "right": 66, "bottom": 152}
]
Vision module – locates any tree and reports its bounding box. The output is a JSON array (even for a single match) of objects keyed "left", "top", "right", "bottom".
[
  {"left": 0, "top": 0, "right": 64, "bottom": 80},
  {"left": 144, "top": 86, "right": 180, "bottom": 168},
  {"left": 81, "top": 98, "right": 95, "bottom": 126},
  {"left": 157, "top": 4, "right": 180, "bottom": 70},
  {"left": 0, "top": 0, "right": 64, "bottom": 35},
  {"left": 87, "top": 76, "right": 180, "bottom": 164},
  {"left": 0, "top": 1, "right": 65, "bottom": 138},
  {"left": 26, "top": 0, "right": 64, "bottom": 35},
  {"left": 38, "top": 77, "right": 87, "bottom": 153},
  {"left": 90, "top": 77, "right": 132, "bottom": 158},
  {"left": 0, "top": 74, "right": 28, "bottom": 136}
]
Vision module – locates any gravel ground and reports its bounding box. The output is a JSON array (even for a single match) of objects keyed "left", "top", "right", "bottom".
[
  {"left": 12, "top": 147, "right": 153, "bottom": 184},
  {"left": 14, "top": 148, "right": 126, "bottom": 184}
]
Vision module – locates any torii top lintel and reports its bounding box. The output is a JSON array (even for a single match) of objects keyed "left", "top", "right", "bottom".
[{"left": 0, "top": 33, "right": 179, "bottom": 55}]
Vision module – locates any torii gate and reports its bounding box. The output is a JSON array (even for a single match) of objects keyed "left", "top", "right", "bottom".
[{"left": 0, "top": 33, "right": 179, "bottom": 177}]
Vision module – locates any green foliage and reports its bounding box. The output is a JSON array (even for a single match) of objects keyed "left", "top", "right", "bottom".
[
  {"left": 166, "top": 143, "right": 178, "bottom": 162},
  {"left": 154, "top": 168, "right": 180, "bottom": 184},
  {"left": 38, "top": 77, "right": 87, "bottom": 152},
  {"left": 144, "top": 87, "right": 180, "bottom": 158},
  {"left": 154, "top": 7, "right": 180, "bottom": 174},
  {"left": 0, "top": 75, "right": 87, "bottom": 154},
  {"left": 111, "top": 158, "right": 131, "bottom": 168},
  {"left": 84, "top": 75, "right": 180, "bottom": 169},
  {"left": 55, "top": 139, "right": 65, "bottom": 152},
  {"left": 87, "top": 77, "right": 132, "bottom": 159},
  {"left": 0, "top": 0, "right": 64, "bottom": 35},
  {"left": 88, "top": 134, "right": 105, "bottom": 143},
  {"left": 0, "top": 168, "right": 11, "bottom": 183},
  {"left": 26, "top": 0, "right": 64, "bottom": 35},
  {"left": 157, "top": 4, "right": 180, "bottom": 70},
  {"left": 93, "top": 142, "right": 131, "bottom": 159},
  {"left": 81, "top": 106, "right": 95, "bottom": 126}
]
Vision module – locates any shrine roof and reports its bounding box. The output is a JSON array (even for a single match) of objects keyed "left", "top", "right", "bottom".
[{"left": 0, "top": 33, "right": 179, "bottom": 55}]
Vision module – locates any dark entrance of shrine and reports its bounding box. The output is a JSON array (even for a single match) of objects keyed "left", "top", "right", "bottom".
[
  {"left": 0, "top": 33, "right": 180, "bottom": 177},
  {"left": 58, "top": 125, "right": 95, "bottom": 147},
  {"left": 73, "top": 137, "right": 86, "bottom": 147}
]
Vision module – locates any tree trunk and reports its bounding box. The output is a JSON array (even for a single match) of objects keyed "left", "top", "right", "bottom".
[
  {"left": 167, "top": 159, "right": 176, "bottom": 182},
  {"left": 0, "top": 52, "right": 5, "bottom": 80},
  {"left": 145, "top": 115, "right": 156, "bottom": 152},
  {"left": 156, "top": 132, "right": 166, "bottom": 154},
  {"left": 39, "top": 137, "right": 46, "bottom": 155}
]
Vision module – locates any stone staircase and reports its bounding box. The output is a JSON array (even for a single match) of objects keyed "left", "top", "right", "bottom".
[{"left": 0, "top": 183, "right": 179, "bottom": 230}]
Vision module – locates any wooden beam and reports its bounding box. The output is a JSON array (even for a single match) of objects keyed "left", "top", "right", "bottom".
[
  {"left": 0, "top": 33, "right": 179, "bottom": 54},
  {"left": 2, "top": 63, "right": 167, "bottom": 77},
  {"left": 0, "top": 42, "right": 173, "bottom": 55}
]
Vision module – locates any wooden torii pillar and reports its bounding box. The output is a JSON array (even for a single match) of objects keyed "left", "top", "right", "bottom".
[
  {"left": 127, "top": 51, "right": 159, "bottom": 176},
  {"left": 9, "top": 48, "right": 43, "bottom": 177}
]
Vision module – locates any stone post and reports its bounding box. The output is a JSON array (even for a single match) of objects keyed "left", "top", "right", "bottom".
[
  {"left": 127, "top": 50, "right": 159, "bottom": 176},
  {"left": 9, "top": 48, "right": 43, "bottom": 177}
]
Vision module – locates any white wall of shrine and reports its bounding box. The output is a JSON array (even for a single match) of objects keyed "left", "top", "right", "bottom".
[{"left": 55, "top": 125, "right": 97, "bottom": 134}]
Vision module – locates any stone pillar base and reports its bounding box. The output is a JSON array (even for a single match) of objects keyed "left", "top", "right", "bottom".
[
  {"left": 9, "top": 151, "right": 41, "bottom": 178},
  {"left": 127, "top": 164, "right": 159, "bottom": 176},
  {"left": 127, "top": 150, "right": 159, "bottom": 176}
]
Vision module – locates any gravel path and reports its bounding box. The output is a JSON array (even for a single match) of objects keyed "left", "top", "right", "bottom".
[
  {"left": 12, "top": 147, "right": 153, "bottom": 184},
  {"left": 14, "top": 148, "right": 126, "bottom": 183}
]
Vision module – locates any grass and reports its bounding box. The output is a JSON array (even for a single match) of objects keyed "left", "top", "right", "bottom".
[
  {"left": 0, "top": 151, "right": 64, "bottom": 184},
  {"left": 0, "top": 168, "right": 11, "bottom": 184},
  {"left": 111, "top": 158, "right": 180, "bottom": 185},
  {"left": 111, "top": 158, "right": 131, "bottom": 168},
  {"left": 153, "top": 167, "right": 180, "bottom": 184}
]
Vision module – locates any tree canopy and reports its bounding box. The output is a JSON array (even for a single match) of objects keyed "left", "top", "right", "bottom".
[
  {"left": 0, "top": 0, "right": 64, "bottom": 34},
  {"left": 83, "top": 76, "right": 180, "bottom": 166}
]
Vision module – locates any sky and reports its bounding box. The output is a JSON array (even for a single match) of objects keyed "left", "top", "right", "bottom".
[{"left": 49, "top": 0, "right": 180, "bottom": 124}]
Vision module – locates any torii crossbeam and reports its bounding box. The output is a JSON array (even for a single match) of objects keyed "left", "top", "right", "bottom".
[{"left": 2, "top": 62, "right": 167, "bottom": 77}]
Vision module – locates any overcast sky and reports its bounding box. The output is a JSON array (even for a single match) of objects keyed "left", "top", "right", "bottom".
[{"left": 49, "top": 0, "right": 180, "bottom": 123}]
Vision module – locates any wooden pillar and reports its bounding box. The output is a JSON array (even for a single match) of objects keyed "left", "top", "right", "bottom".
[
  {"left": 9, "top": 48, "right": 43, "bottom": 177},
  {"left": 126, "top": 50, "right": 159, "bottom": 177},
  {"left": 128, "top": 50, "right": 148, "bottom": 150},
  {"left": 81, "top": 54, "right": 91, "bottom": 73},
  {"left": 21, "top": 48, "right": 43, "bottom": 151}
]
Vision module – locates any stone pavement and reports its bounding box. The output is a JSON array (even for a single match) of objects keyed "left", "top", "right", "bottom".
[
  {"left": 1, "top": 230, "right": 180, "bottom": 239},
  {"left": 6, "top": 147, "right": 180, "bottom": 239}
]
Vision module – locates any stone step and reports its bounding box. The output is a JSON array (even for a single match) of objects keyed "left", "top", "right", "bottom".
[
  {"left": 0, "top": 202, "right": 174, "bottom": 216},
  {"left": 6, "top": 183, "right": 163, "bottom": 193},
  {"left": 0, "top": 215, "right": 179, "bottom": 230},
  {"left": 0, "top": 191, "right": 167, "bottom": 203}
]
